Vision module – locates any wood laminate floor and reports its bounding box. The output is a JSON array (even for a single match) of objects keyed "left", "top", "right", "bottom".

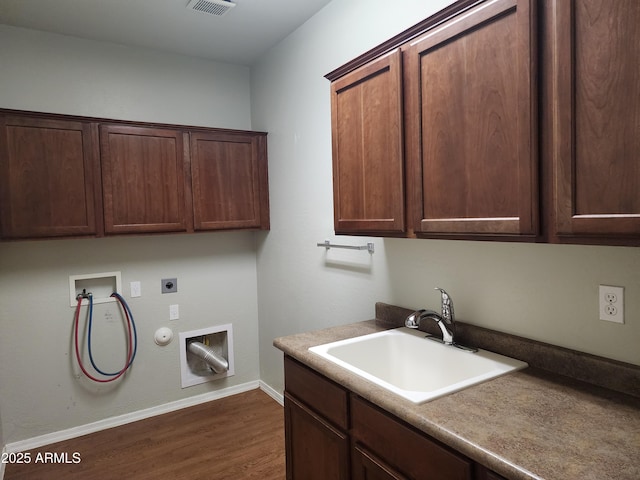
[{"left": 4, "top": 389, "right": 285, "bottom": 480}]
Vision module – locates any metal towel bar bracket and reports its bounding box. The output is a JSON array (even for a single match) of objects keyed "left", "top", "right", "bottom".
[{"left": 317, "top": 240, "right": 375, "bottom": 254}]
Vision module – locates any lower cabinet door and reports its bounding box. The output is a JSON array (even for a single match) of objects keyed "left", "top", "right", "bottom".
[
  {"left": 284, "top": 393, "right": 349, "bottom": 480},
  {"left": 475, "top": 464, "right": 508, "bottom": 480},
  {"left": 352, "top": 444, "right": 408, "bottom": 480},
  {"left": 351, "top": 395, "right": 473, "bottom": 480}
]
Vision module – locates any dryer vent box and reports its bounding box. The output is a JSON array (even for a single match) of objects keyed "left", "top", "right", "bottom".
[{"left": 179, "top": 324, "right": 235, "bottom": 388}]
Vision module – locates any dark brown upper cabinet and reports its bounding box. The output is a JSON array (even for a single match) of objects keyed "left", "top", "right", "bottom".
[
  {"left": 405, "top": 0, "right": 537, "bottom": 239},
  {"left": 328, "top": 0, "right": 640, "bottom": 246},
  {"left": 546, "top": 0, "right": 640, "bottom": 245},
  {"left": 0, "top": 115, "right": 101, "bottom": 239},
  {"left": 326, "top": 0, "right": 538, "bottom": 241},
  {"left": 330, "top": 49, "right": 405, "bottom": 235},
  {"left": 190, "top": 131, "right": 269, "bottom": 231},
  {"left": 0, "top": 109, "right": 269, "bottom": 241},
  {"left": 100, "top": 124, "right": 188, "bottom": 234}
]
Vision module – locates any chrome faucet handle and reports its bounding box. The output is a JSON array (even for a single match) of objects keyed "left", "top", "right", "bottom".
[
  {"left": 405, "top": 309, "right": 426, "bottom": 329},
  {"left": 434, "top": 287, "right": 454, "bottom": 325}
]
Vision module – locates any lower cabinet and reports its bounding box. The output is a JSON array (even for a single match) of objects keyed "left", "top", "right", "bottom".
[
  {"left": 284, "top": 355, "right": 350, "bottom": 480},
  {"left": 284, "top": 393, "right": 350, "bottom": 480},
  {"left": 351, "top": 395, "right": 472, "bottom": 480},
  {"left": 352, "top": 444, "right": 408, "bottom": 480},
  {"left": 284, "top": 356, "right": 507, "bottom": 480},
  {"left": 475, "top": 466, "right": 508, "bottom": 480}
]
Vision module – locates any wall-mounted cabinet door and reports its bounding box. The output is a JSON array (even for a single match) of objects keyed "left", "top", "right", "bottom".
[
  {"left": 190, "top": 131, "right": 269, "bottom": 230},
  {"left": 100, "top": 125, "right": 188, "bottom": 234},
  {"left": 330, "top": 49, "right": 405, "bottom": 235},
  {"left": 405, "top": 0, "right": 538, "bottom": 239},
  {"left": 0, "top": 115, "right": 100, "bottom": 239},
  {"left": 550, "top": 0, "right": 640, "bottom": 243}
]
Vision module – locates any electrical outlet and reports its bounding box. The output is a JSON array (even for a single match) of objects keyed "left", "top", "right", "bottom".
[
  {"left": 162, "top": 278, "right": 178, "bottom": 294},
  {"left": 599, "top": 285, "right": 624, "bottom": 324}
]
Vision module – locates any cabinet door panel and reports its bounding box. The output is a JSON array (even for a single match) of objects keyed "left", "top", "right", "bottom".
[
  {"left": 284, "top": 393, "right": 349, "bottom": 480},
  {"left": 406, "top": 0, "right": 537, "bottom": 237},
  {"left": 100, "top": 125, "right": 187, "bottom": 234},
  {"left": 284, "top": 356, "right": 348, "bottom": 430},
  {"left": 352, "top": 444, "right": 408, "bottom": 480},
  {"left": 190, "top": 132, "right": 268, "bottom": 230},
  {"left": 0, "top": 115, "right": 99, "bottom": 238},
  {"left": 552, "top": 0, "right": 640, "bottom": 239},
  {"left": 351, "top": 395, "right": 472, "bottom": 480},
  {"left": 331, "top": 49, "right": 404, "bottom": 234},
  {"left": 475, "top": 464, "right": 508, "bottom": 480}
]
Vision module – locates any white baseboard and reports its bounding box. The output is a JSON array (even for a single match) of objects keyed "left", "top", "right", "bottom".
[
  {"left": 259, "top": 380, "right": 284, "bottom": 406},
  {"left": 4, "top": 380, "right": 260, "bottom": 454}
]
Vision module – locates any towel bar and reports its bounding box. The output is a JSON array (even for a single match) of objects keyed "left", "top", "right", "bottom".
[{"left": 317, "top": 240, "right": 374, "bottom": 254}]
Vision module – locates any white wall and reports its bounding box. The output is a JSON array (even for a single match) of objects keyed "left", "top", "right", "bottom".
[
  {"left": 251, "top": 0, "right": 640, "bottom": 395},
  {"left": 0, "top": 25, "right": 259, "bottom": 444},
  {"left": 2, "top": 0, "right": 640, "bottom": 447},
  {"left": 0, "top": 25, "right": 251, "bottom": 128},
  {"left": 0, "top": 234, "right": 260, "bottom": 443}
]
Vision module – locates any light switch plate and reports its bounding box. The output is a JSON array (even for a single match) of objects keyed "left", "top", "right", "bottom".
[
  {"left": 170, "top": 304, "right": 180, "bottom": 321},
  {"left": 130, "top": 281, "right": 141, "bottom": 298}
]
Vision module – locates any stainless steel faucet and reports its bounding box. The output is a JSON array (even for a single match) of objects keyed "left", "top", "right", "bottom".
[{"left": 405, "top": 287, "right": 456, "bottom": 345}]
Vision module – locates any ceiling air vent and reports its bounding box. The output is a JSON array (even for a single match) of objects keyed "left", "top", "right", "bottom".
[{"left": 187, "top": 0, "right": 236, "bottom": 17}]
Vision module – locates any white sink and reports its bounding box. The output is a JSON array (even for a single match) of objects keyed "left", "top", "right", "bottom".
[{"left": 309, "top": 327, "right": 527, "bottom": 404}]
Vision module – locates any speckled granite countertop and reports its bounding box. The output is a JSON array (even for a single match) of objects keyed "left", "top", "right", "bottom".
[{"left": 274, "top": 318, "right": 640, "bottom": 480}]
